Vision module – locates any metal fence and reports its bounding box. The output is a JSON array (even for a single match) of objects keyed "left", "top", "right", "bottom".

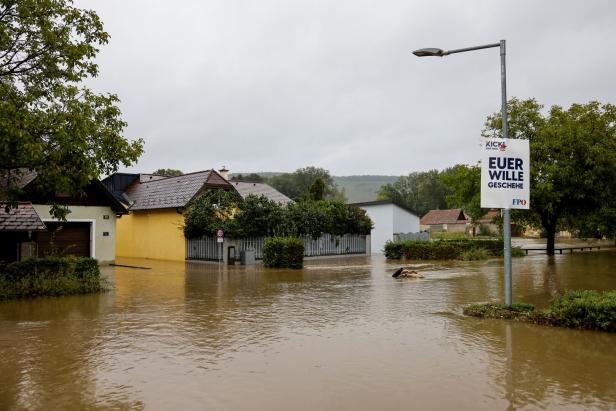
[
  {"left": 302, "top": 233, "right": 366, "bottom": 257},
  {"left": 186, "top": 236, "right": 221, "bottom": 260},
  {"left": 186, "top": 234, "right": 367, "bottom": 261}
]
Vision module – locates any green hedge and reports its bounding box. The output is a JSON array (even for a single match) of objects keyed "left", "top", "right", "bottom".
[
  {"left": 262, "top": 237, "right": 304, "bottom": 269},
  {"left": 0, "top": 256, "right": 106, "bottom": 300},
  {"left": 464, "top": 290, "right": 616, "bottom": 332},
  {"left": 384, "top": 239, "right": 505, "bottom": 260},
  {"left": 548, "top": 290, "right": 616, "bottom": 331}
]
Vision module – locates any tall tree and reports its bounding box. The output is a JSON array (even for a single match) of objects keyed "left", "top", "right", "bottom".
[
  {"left": 268, "top": 167, "right": 345, "bottom": 201},
  {"left": 483, "top": 98, "right": 616, "bottom": 254},
  {"left": 153, "top": 169, "right": 183, "bottom": 177},
  {"left": 440, "top": 164, "right": 485, "bottom": 227},
  {"left": 377, "top": 170, "right": 447, "bottom": 216},
  {"left": 0, "top": 0, "right": 144, "bottom": 219}
]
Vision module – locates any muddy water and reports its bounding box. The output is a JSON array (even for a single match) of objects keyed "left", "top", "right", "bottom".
[{"left": 1, "top": 251, "right": 615, "bottom": 410}]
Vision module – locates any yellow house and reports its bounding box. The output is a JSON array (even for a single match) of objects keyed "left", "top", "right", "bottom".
[{"left": 105, "top": 170, "right": 232, "bottom": 261}]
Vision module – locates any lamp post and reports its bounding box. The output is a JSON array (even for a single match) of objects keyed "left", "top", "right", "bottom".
[{"left": 413, "top": 40, "right": 513, "bottom": 307}]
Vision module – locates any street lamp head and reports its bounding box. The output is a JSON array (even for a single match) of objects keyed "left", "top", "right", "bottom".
[{"left": 412, "top": 47, "right": 447, "bottom": 57}]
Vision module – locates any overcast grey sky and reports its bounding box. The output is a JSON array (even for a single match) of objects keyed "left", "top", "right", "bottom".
[{"left": 79, "top": 0, "right": 616, "bottom": 176}]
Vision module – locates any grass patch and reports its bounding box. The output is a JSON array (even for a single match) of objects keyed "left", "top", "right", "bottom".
[
  {"left": 463, "top": 290, "right": 616, "bottom": 332},
  {"left": 0, "top": 256, "right": 107, "bottom": 300}
]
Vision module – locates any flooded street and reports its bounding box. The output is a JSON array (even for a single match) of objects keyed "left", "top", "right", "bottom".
[{"left": 1, "top": 250, "right": 615, "bottom": 410}]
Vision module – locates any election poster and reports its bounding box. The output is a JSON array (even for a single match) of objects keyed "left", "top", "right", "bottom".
[{"left": 480, "top": 138, "right": 530, "bottom": 209}]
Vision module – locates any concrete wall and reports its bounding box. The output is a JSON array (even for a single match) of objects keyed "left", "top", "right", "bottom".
[
  {"left": 359, "top": 204, "right": 393, "bottom": 254},
  {"left": 116, "top": 209, "right": 185, "bottom": 261},
  {"left": 33, "top": 205, "right": 117, "bottom": 264},
  {"left": 392, "top": 205, "right": 420, "bottom": 235}
]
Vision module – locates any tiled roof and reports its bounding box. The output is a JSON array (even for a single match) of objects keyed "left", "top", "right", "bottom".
[
  {"left": 0, "top": 202, "right": 46, "bottom": 231},
  {"left": 0, "top": 169, "right": 38, "bottom": 189},
  {"left": 231, "top": 181, "right": 293, "bottom": 205},
  {"left": 124, "top": 170, "right": 231, "bottom": 210},
  {"left": 420, "top": 208, "right": 468, "bottom": 225}
]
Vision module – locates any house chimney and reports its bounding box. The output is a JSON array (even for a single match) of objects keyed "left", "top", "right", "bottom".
[{"left": 218, "top": 166, "right": 229, "bottom": 180}]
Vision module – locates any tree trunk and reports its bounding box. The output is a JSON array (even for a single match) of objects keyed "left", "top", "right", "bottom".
[{"left": 545, "top": 224, "right": 557, "bottom": 256}]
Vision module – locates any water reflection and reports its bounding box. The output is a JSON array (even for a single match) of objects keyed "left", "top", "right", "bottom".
[{"left": 0, "top": 251, "right": 615, "bottom": 409}]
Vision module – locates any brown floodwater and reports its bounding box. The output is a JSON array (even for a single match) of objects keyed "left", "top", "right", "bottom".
[{"left": 1, "top": 248, "right": 615, "bottom": 410}]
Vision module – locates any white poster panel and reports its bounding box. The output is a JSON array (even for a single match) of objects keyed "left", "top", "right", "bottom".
[{"left": 480, "top": 138, "right": 530, "bottom": 209}]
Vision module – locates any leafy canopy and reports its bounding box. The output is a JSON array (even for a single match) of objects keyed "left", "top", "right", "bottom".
[
  {"left": 153, "top": 169, "right": 183, "bottom": 177},
  {"left": 268, "top": 167, "right": 345, "bottom": 201},
  {"left": 0, "top": 0, "right": 144, "bottom": 218},
  {"left": 483, "top": 98, "right": 616, "bottom": 252}
]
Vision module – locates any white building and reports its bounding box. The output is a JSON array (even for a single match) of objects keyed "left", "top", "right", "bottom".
[{"left": 350, "top": 200, "right": 420, "bottom": 254}]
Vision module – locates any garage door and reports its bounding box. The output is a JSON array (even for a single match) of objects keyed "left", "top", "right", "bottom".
[{"left": 38, "top": 222, "right": 91, "bottom": 257}]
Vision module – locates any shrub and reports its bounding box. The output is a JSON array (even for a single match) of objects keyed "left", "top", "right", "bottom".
[
  {"left": 263, "top": 237, "right": 304, "bottom": 269},
  {"left": 548, "top": 290, "right": 616, "bottom": 331},
  {"left": 458, "top": 248, "right": 489, "bottom": 261},
  {"left": 384, "top": 239, "right": 504, "bottom": 260},
  {"left": 511, "top": 247, "right": 526, "bottom": 257},
  {"left": 0, "top": 256, "right": 106, "bottom": 300},
  {"left": 463, "top": 291, "right": 616, "bottom": 332}
]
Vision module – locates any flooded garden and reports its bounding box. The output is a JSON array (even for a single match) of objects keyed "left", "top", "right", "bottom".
[{"left": 1, "top": 248, "right": 615, "bottom": 409}]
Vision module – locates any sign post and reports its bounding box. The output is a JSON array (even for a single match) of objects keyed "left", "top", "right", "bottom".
[
  {"left": 481, "top": 136, "right": 530, "bottom": 306},
  {"left": 217, "top": 229, "right": 224, "bottom": 263}
]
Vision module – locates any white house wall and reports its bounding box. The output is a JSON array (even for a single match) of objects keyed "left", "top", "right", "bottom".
[
  {"left": 33, "top": 205, "right": 117, "bottom": 264},
  {"left": 360, "top": 204, "right": 394, "bottom": 254},
  {"left": 392, "top": 205, "right": 420, "bottom": 234}
]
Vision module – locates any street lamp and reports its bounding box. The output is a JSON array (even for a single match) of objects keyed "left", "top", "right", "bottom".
[{"left": 413, "top": 40, "right": 513, "bottom": 307}]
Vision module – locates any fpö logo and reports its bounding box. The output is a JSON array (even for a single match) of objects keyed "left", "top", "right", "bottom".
[
  {"left": 486, "top": 140, "right": 507, "bottom": 151},
  {"left": 512, "top": 198, "right": 527, "bottom": 206}
]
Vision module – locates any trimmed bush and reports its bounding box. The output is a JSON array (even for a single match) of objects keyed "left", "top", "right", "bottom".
[
  {"left": 463, "top": 290, "right": 616, "bottom": 332},
  {"left": 384, "top": 239, "right": 504, "bottom": 260},
  {"left": 263, "top": 237, "right": 304, "bottom": 269},
  {"left": 0, "top": 256, "right": 106, "bottom": 300}
]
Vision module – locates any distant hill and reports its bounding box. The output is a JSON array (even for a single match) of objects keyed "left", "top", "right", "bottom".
[
  {"left": 230, "top": 172, "right": 400, "bottom": 203},
  {"left": 333, "top": 175, "right": 400, "bottom": 203}
]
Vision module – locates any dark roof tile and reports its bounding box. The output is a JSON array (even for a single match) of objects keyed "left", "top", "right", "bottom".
[{"left": 0, "top": 202, "right": 46, "bottom": 231}]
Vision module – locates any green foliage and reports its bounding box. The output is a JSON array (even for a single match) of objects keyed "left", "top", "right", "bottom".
[
  {"left": 458, "top": 248, "right": 489, "bottom": 261},
  {"left": 0, "top": 0, "right": 144, "bottom": 220},
  {"left": 0, "top": 256, "right": 106, "bottom": 300},
  {"left": 153, "top": 169, "right": 183, "bottom": 177},
  {"left": 183, "top": 189, "right": 242, "bottom": 238},
  {"left": 233, "top": 195, "right": 285, "bottom": 237},
  {"left": 464, "top": 303, "right": 535, "bottom": 320},
  {"left": 377, "top": 169, "right": 448, "bottom": 216},
  {"left": 440, "top": 164, "right": 486, "bottom": 224},
  {"left": 268, "top": 167, "right": 345, "bottom": 201},
  {"left": 511, "top": 247, "right": 526, "bottom": 257},
  {"left": 184, "top": 193, "right": 373, "bottom": 239},
  {"left": 308, "top": 177, "right": 325, "bottom": 201},
  {"left": 464, "top": 291, "right": 616, "bottom": 332},
  {"left": 231, "top": 173, "right": 264, "bottom": 182},
  {"left": 384, "top": 239, "right": 504, "bottom": 260},
  {"left": 284, "top": 200, "right": 373, "bottom": 238},
  {"left": 262, "top": 237, "right": 304, "bottom": 269},
  {"left": 548, "top": 290, "right": 616, "bottom": 331},
  {"left": 483, "top": 98, "right": 616, "bottom": 252}
]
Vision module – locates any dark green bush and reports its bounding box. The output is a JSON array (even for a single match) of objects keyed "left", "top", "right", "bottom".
[
  {"left": 263, "top": 237, "right": 304, "bottom": 269},
  {"left": 548, "top": 290, "right": 616, "bottom": 331},
  {"left": 384, "top": 239, "right": 504, "bottom": 260},
  {"left": 184, "top": 190, "right": 374, "bottom": 240},
  {"left": 458, "top": 248, "right": 490, "bottom": 261},
  {"left": 0, "top": 256, "right": 105, "bottom": 300},
  {"left": 464, "top": 291, "right": 616, "bottom": 332}
]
